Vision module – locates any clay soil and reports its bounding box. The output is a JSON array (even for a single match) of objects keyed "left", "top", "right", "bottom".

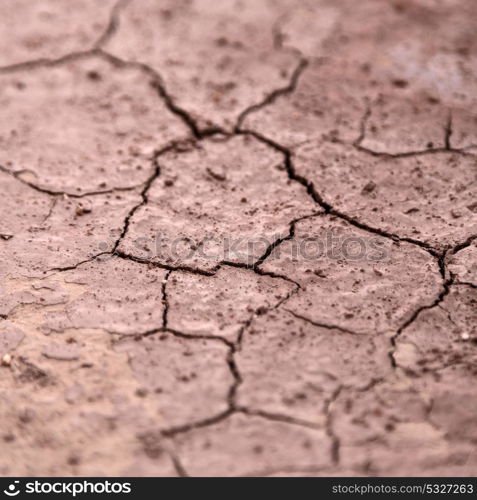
[{"left": 0, "top": 0, "right": 476, "bottom": 477}]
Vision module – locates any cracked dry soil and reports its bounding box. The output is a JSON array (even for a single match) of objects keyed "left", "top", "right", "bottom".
[{"left": 0, "top": 0, "right": 476, "bottom": 477}]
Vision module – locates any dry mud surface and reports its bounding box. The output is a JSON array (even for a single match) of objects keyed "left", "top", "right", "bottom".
[{"left": 1, "top": 0, "right": 477, "bottom": 477}]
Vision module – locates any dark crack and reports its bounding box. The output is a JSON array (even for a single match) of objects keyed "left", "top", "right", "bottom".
[
  {"left": 94, "top": 0, "right": 131, "bottom": 49},
  {"left": 0, "top": 50, "right": 92, "bottom": 75},
  {"left": 219, "top": 260, "right": 302, "bottom": 289},
  {"left": 111, "top": 140, "right": 194, "bottom": 253},
  {"left": 236, "top": 129, "right": 443, "bottom": 272},
  {"left": 115, "top": 251, "right": 215, "bottom": 277},
  {"left": 0, "top": 163, "right": 143, "bottom": 199},
  {"left": 133, "top": 323, "right": 332, "bottom": 443},
  {"left": 226, "top": 349, "right": 243, "bottom": 407},
  {"left": 0, "top": 47, "right": 211, "bottom": 141},
  {"left": 448, "top": 234, "right": 477, "bottom": 257},
  {"left": 168, "top": 449, "right": 189, "bottom": 478},
  {"left": 253, "top": 212, "right": 321, "bottom": 269},
  {"left": 324, "top": 386, "right": 342, "bottom": 465},
  {"left": 355, "top": 142, "right": 476, "bottom": 159},
  {"left": 354, "top": 106, "right": 476, "bottom": 159},
  {"left": 389, "top": 271, "right": 454, "bottom": 368},
  {"left": 236, "top": 407, "right": 322, "bottom": 430},
  {"left": 97, "top": 50, "right": 222, "bottom": 139},
  {"left": 390, "top": 230, "right": 477, "bottom": 368},
  {"left": 454, "top": 281, "right": 477, "bottom": 290},
  {"left": 285, "top": 309, "right": 368, "bottom": 336},
  {"left": 165, "top": 327, "right": 234, "bottom": 350},
  {"left": 160, "top": 409, "right": 234, "bottom": 438},
  {"left": 44, "top": 252, "right": 110, "bottom": 276},
  {"left": 235, "top": 57, "right": 308, "bottom": 131},
  {"left": 41, "top": 197, "right": 59, "bottom": 224},
  {"left": 235, "top": 280, "right": 300, "bottom": 349},
  {"left": 444, "top": 112, "right": 453, "bottom": 150},
  {"left": 165, "top": 328, "right": 242, "bottom": 411},
  {"left": 161, "top": 271, "right": 172, "bottom": 330}
]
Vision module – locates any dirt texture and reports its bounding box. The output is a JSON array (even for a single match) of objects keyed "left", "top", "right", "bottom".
[{"left": 0, "top": 0, "right": 476, "bottom": 477}]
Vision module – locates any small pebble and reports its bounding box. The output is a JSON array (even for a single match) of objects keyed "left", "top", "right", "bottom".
[
  {"left": 1, "top": 353, "right": 12, "bottom": 366},
  {"left": 135, "top": 388, "right": 148, "bottom": 398},
  {"left": 75, "top": 204, "right": 92, "bottom": 216}
]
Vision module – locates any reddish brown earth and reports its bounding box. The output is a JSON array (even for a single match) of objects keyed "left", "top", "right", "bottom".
[{"left": 0, "top": 0, "right": 476, "bottom": 477}]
